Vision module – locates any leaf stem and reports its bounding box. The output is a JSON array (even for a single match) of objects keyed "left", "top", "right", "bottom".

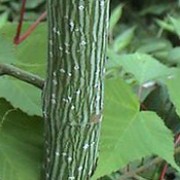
[
  {"left": 0, "top": 63, "right": 44, "bottom": 89},
  {"left": 14, "top": 0, "right": 26, "bottom": 44},
  {"left": 14, "top": 11, "right": 47, "bottom": 45},
  {"left": 13, "top": 0, "right": 47, "bottom": 45}
]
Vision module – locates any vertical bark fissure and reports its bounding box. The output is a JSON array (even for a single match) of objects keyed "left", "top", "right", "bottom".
[{"left": 42, "top": 0, "right": 109, "bottom": 179}]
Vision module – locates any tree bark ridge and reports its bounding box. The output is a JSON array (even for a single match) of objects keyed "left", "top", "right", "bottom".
[{"left": 42, "top": 0, "right": 109, "bottom": 179}]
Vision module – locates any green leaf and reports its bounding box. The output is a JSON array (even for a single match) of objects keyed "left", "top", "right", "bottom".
[
  {"left": 0, "top": 23, "right": 47, "bottom": 115},
  {"left": 112, "top": 26, "right": 136, "bottom": 52},
  {"left": 0, "top": 77, "right": 42, "bottom": 116},
  {"left": 15, "top": 23, "right": 47, "bottom": 77},
  {"left": 155, "top": 19, "right": 174, "bottom": 32},
  {"left": 26, "top": 0, "right": 45, "bottom": 9},
  {"left": 166, "top": 69, "right": 180, "bottom": 117},
  {"left": 107, "top": 52, "right": 170, "bottom": 84},
  {"left": 168, "top": 47, "right": 180, "bottom": 65},
  {"left": 0, "top": 98, "right": 43, "bottom": 180},
  {"left": 109, "top": 4, "right": 123, "bottom": 32},
  {"left": 93, "top": 79, "right": 178, "bottom": 178},
  {"left": 140, "top": 4, "right": 170, "bottom": 16},
  {"left": 106, "top": 49, "right": 121, "bottom": 69},
  {"left": 169, "top": 16, "right": 180, "bottom": 37},
  {"left": 0, "top": 36, "right": 17, "bottom": 63},
  {"left": 0, "top": 23, "right": 47, "bottom": 77},
  {"left": 0, "top": 12, "right": 8, "bottom": 29},
  {"left": 137, "top": 38, "right": 172, "bottom": 54},
  {"left": 155, "top": 16, "right": 180, "bottom": 37}
]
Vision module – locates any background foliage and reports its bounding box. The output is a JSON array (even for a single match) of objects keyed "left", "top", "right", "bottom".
[{"left": 1, "top": 0, "right": 180, "bottom": 179}]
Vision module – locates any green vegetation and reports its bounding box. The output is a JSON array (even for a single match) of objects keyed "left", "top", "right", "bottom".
[{"left": 1, "top": 0, "right": 180, "bottom": 179}]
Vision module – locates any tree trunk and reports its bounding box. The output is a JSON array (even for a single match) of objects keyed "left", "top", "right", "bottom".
[{"left": 42, "top": 0, "right": 109, "bottom": 179}]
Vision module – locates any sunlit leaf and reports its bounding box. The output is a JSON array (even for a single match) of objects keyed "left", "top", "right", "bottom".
[
  {"left": 93, "top": 79, "right": 178, "bottom": 178},
  {"left": 107, "top": 52, "right": 171, "bottom": 84}
]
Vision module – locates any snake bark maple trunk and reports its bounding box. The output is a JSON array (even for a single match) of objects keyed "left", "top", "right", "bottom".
[{"left": 42, "top": 0, "right": 109, "bottom": 179}]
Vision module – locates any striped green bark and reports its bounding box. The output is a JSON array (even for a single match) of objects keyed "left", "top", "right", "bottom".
[{"left": 42, "top": 0, "right": 109, "bottom": 179}]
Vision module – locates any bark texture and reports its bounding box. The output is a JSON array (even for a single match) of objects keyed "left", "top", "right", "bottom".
[{"left": 42, "top": 0, "right": 109, "bottom": 179}]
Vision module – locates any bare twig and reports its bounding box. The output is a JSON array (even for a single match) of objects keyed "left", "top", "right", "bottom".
[
  {"left": 119, "top": 146, "right": 180, "bottom": 180},
  {"left": 0, "top": 63, "right": 44, "bottom": 89}
]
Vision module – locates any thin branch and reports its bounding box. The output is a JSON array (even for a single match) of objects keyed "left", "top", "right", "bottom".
[
  {"left": 119, "top": 146, "right": 180, "bottom": 180},
  {"left": 14, "top": 0, "right": 26, "bottom": 44},
  {"left": 0, "top": 63, "right": 44, "bottom": 89}
]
